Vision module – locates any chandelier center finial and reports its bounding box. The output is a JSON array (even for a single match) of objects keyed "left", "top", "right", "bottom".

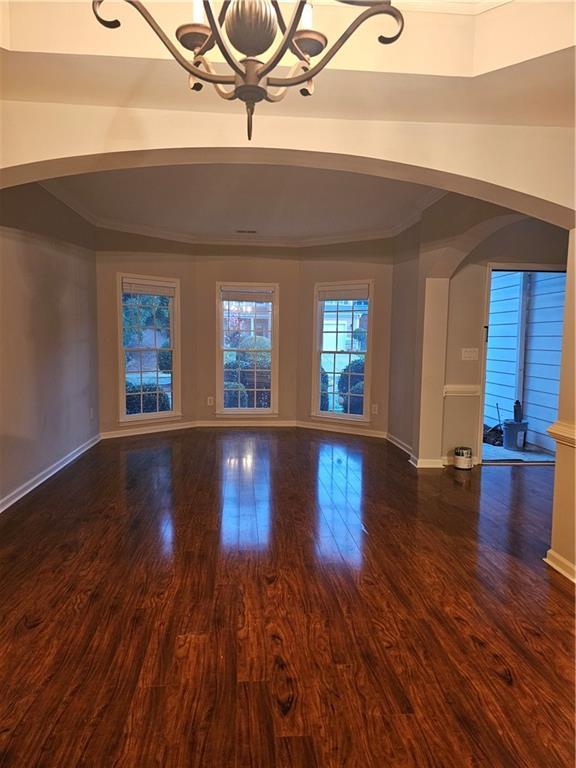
[{"left": 226, "top": 0, "right": 278, "bottom": 58}]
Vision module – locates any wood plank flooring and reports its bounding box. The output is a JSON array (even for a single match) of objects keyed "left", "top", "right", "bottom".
[{"left": 0, "top": 428, "right": 573, "bottom": 767}]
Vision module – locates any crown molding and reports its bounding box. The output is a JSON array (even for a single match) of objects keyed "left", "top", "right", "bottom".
[
  {"left": 40, "top": 179, "right": 104, "bottom": 228},
  {"left": 293, "top": 0, "right": 511, "bottom": 14},
  {"left": 40, "top": 180, "right": 445, "bottom": 249},
  {"left": 394, "top": 0, "right": 511, "bottom": 14}
]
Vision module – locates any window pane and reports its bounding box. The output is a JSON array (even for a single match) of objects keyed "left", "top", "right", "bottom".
[
  {"left": 336, "top": 332, "right": 353, "bottom": 352},
  {"left": 123, "top": 327, "right": 141, "bottom": 348},
  {"left": 139, "top": 294, "right": 157, "bottom": 308},
  {"left": 255, "top": 369, "right": 271, "bottom": 389},
  {"left": 334, "top": 353, "right": 350, "bottom": 373},
  {"left": 143, "top": 392, "right": 158, "bottom": 412},
  {"left": 139, "top": 328, "right": 157, "bottom": 349},
  {"left": 337, "top": 310, "right": 353, "bottom": 331},
  {"left": 155, "top": 304, "right": 170, "bottom": 327},
  {"left": 125, "top": 351, "right": 142, "bottom": 372},
  {"left": 159, "top": 370, "right": 172, "bottom": 393},
  {"left": 321, "top": 331, "right": 337, "bottom": 351},
  {"left": 158, "top": 349, "right": 172, "bottom": 373},
  {"left": 224, "top": 384, "right": 241, "bottom": 409},
  {"left": 156, "top": 327, "right": 171, "bottom": 348},
  {"left": 142, "top": 371, "right": 158, "bottom": 389},
  {"left": 347, "top": 395, "right": 364, "bottom": 415},
  {"left": 122, "top": 305, "right": 140, "bottom": 328},
  {"left": 255, "top": 391, "right": 271, "bottom": 409},
  {"left": 158, "top": 394, "right": 172, "bottom": 412},
  {"left": 125, "top": 373, "right": 142, "bottom": 392},
  {"left": 141, "top": 350, "right": 158, "bottom": 371},
  {"left": 126, "top": 394, "right": 142, "bottom": 415},
  {"left": 243, "top": 369, "right": 257, "bottom": 390},
  {"left": 321, "top": 353, "right": 335, "bottom": 374}
]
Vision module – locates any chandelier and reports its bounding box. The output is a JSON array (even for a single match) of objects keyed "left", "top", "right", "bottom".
[{"left": 93, "top": 0, "right": 404, "bottom": 139}]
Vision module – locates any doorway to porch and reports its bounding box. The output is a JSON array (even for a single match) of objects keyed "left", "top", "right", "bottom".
[{"left": 482, "top": 269, "right": 567, "bottom": 463}]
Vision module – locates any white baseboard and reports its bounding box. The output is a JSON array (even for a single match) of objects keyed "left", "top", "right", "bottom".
[
  {"left": 199, "top": 419, "right": 298, "bottom": 428},
  {"left": 297, "top": 420, "right": 388, "bottom": 440},
  {"left": 409, "top": 455, "right": 445, "bottom": 469},
  {"left": 100, "top": 420, "right": 197, "bottom": 439},
  {"left": 544, "top": 550, "right": 576, "bottom": 583},
  {"left": 0, "top": 434, "right": 100, "bottom": 514},
  {"left": 386, "top": 433, "right": 413, "bottom": 456},
  {"left": 101, "top": 418, "right": 388, "bottom": 440}
]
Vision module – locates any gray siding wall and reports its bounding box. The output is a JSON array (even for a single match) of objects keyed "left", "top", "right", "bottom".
[{"left": 523, "top": 273, "right": 566, "bottom": 452}]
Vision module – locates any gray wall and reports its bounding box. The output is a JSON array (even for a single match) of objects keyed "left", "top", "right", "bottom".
[{"left": 0, "top": 226, "right": 99, "bottom": 502}]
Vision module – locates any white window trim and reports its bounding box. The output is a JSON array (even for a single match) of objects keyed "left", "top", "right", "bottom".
[
  {"left": 216, "top": 281, "right": 280, "bottom": 416},
  {"left": 117, "top": 272, "right": 182, "bottom": 423},
  {"left": 311, "top": 279, "right": 374, "bottom": 423}
]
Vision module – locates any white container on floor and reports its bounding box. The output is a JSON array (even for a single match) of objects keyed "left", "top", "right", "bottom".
[{"left": 454, "top": 447, "right": 473, "bottom": 470}]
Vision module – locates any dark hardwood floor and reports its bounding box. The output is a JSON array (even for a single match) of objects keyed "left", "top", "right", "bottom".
[{"left": 0, "top": 428, "right": 573, "bottom": 767}]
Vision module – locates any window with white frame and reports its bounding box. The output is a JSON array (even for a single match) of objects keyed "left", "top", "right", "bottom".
[
  {"left": 120, "top": 275, "right": 180, "bottom": 420},
  {"left": 217, "top": 284, "right": 278, "bottom": 413},
  {"left": 313, "top": 282, "right": 372, "bottom": 419}
]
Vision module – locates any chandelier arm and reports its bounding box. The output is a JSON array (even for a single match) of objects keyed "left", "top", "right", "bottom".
[
  {"left": 194, "top": 0, "right": 232, "bottom": 58},
  {"left": 92, "top": 0, "right": 236, "bottom": 85},
  {"left": 267, "top": 3, "right": 403, "bottom": 88},
  {"left": 270, "top": 0, "right": 309, "bottom": 63},
  {"left": 258, "top": 0, "right": 307, "bottom": 78},
  {"left": 194, "top": 56, "right": 238, "bottom": 100},
  {"left": 92, "top": 0, "right": 120, "bottom": 28},
  {"left": 265, "top": 62, "right": 310, "bottom": 102},
  {"left": 203, "top": 1, "right": 245, "bottom": 77}
]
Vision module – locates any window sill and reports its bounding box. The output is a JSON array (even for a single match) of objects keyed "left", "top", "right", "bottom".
[
  {"left": 119, "top": 411, "right": 183, "bottom": 424},
  {"left": 215, "top": 409, "right": 279, "bottom": 417},
  {"left": 310, "top": 412, "right": 371, "bottom": 424}
]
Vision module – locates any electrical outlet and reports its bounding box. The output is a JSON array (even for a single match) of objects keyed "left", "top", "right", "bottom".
[
  {"left": 89, "top": 407, "right": 95, "bottom": 420},
  {"left": 371, "top": 404, "right": 378, "bottom": 415},
  {"left": 207, "top": 396, "right": 214, "bottom": 406}
]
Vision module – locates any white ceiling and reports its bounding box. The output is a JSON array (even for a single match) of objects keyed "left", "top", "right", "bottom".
[{"left": 43, "top": 164, "right": 444, "bottom": 246}]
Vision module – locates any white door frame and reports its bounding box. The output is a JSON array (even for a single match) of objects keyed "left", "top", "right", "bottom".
[{"left": 477, "top": 262, "right": 567, "bottom": 463}]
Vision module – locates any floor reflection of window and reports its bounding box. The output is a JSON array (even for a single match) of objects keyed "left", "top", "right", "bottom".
[
  {"left": 125, "top": 445, "right": 174, "bottom": 558},
  {"left": 316, "top": 443, "right": 364, "bottom": 568},
  {"left": 160, "top": 513, "right": 174, "bottom": 557},
  {"left": 220, "top": 437, "right": 271, "bottom": 550}
]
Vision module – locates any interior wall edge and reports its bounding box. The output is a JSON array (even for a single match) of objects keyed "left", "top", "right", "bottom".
[
  {"left": 384, "top": 432, "right": 413, "bottom": 456},
  {"left": 0, "top": 434, "right": 100, "bottom": 515}
]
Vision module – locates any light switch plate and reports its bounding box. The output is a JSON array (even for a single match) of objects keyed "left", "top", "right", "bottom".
[{"left": 461, "top": 348, "right": 479, "bottom": 361}]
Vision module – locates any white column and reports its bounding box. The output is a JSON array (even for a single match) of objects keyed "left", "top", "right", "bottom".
[{"left": 545, "top": 229, "right": 575, "bottom": 581}]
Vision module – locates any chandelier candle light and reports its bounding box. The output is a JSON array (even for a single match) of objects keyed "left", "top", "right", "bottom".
[{"left": 93, "top": 0, "right": 405, "bottom": 139}]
